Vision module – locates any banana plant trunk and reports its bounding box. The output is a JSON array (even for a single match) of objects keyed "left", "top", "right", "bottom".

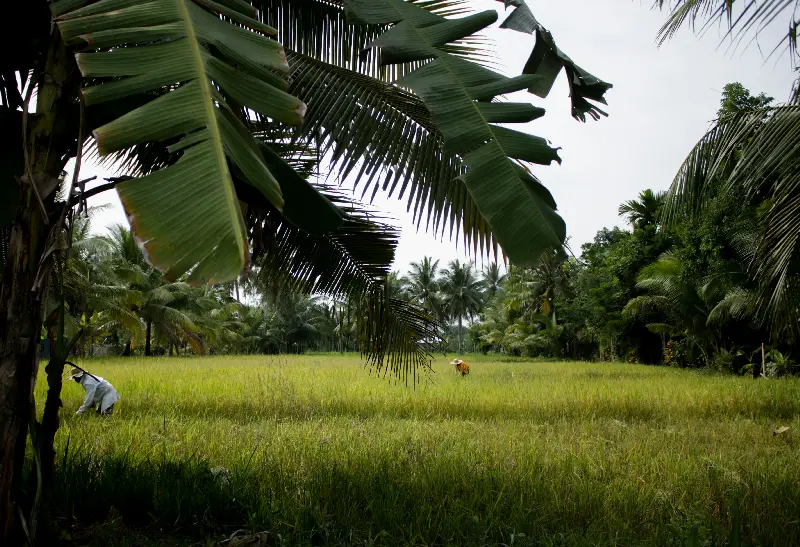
[
  {"left": 0, "top": 29, "right": 78, "bottom": 545},
  {"left": 0, "top": 196, "right": 48, "bottom": 544}
]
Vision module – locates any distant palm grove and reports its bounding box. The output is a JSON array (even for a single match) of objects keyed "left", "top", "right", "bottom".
[{"left": 52, "top": 82, "right": 800, "bottom": 379}]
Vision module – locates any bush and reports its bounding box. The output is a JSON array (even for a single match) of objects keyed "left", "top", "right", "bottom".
[{"left": 710, "top": 349, "right": 735, "bottom": 373}]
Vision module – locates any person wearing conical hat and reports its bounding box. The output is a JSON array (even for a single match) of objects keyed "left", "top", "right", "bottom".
[
  {"left": 66, "top": 367, "right": 120, "bottom": 416},
  {"left": 451, "top": 359, "right": 470, "bottom": 377}
]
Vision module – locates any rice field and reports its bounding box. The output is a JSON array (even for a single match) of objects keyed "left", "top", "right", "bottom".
[{"left": 36, "top": 354, "right": 800, "bottom": 546}]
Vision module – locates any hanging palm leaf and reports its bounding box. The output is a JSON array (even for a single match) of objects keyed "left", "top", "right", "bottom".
[
  {"left": 286, "top": 51, "right": 496, "bottom": 256},
  {"left": 242, "top": 179, "right": 443, "bottom": 382},
  {"left": 53, "top": 0, "right": 344, "bottom": 285},
  {"left": 343, "top": 0, "right": 611, "bottom": 267},
  {"left": 654, "top": 0, "right": 800, "bottom": 64},
  {"left": 495, "top": 0, "right": 613, "bottom": 121}
]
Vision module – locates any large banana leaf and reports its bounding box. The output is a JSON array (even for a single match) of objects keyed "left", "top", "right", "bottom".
[
  {"left": 53, "top": 0, "right": 343, "bottom": 284},
  {"left": 344, "top": 0, "right": 576, "bottom": 267}
]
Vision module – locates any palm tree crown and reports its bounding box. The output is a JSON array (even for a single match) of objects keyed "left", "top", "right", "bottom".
[
  {"left": 406, "top": 257, "right": 443, "bottom": 319},
  {"left": 482, "top": 262, "right": 507, "bottom": 301},
  {"left": 439, "top": 260, "right": 485, "bottom": 354},
  {"left": 618, "top": 189, "right": 666, "bottom": 230}
]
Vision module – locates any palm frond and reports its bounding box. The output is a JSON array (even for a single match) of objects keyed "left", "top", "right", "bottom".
[
  {"left": 653, "top": 0, "right": 800, "bottom": 66},
  {"left": 623, "top": 295, "right": 671, "bottom": 317},
  {"left": 286, "top": 51, "right": 497, "bottom": 256},
  {"left": 707, "top": 286, "right": 760, "bottom": 325},
  {"left": 254, "top": 0, "right": 488, "bottom": 81},
  {"left": 241, "top": 179, "right": 443, "bottom": 382}
]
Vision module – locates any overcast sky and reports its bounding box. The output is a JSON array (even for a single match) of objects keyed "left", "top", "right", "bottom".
[{"left": 80, "top": 0, "right": 797, "bottom": 274}]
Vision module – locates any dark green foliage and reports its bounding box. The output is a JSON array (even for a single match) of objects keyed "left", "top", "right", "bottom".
[
  {"left": 470, "top": 82, "right": 798, "bottom": 370},
  {"left": 717, "top": 83, "right": 774, "bottom": 119}
]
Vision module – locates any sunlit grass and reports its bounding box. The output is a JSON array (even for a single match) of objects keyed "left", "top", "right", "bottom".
[{"left": 38, "top": 354, "right": 800, "bottom": 546}]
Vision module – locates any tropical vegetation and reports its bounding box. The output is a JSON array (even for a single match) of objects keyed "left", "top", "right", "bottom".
[
  {"left": 469, "top": 83, "right": 800, "bottom": 378},
  {"left": 0, "top": 2, "right": 610, "bottom": 542}
]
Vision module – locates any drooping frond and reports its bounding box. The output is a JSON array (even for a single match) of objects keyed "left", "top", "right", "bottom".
[
  {"left": 653, "top": 0, "right": 800, "bottom": 65},
  {"left": 240, "top": 176, "right": 443, "bottom": 382},
  {"left": 707, "top": 286, "right": 760, "bottom": 325},
  {"left": 344, "top": 0, "right": 577, "bottom": 267},
  {"left": 494, "top": 0, "right": 613, "bottom": 121},
  {"left": 286, "top": 51, "right": 497, "bottom": 256}
]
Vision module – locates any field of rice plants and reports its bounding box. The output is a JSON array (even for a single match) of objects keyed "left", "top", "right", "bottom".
[{"left": 37, "top": 354, "right": 800, "bottom": 546}]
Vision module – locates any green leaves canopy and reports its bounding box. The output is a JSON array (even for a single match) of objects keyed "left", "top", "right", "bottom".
[
  {"left": 664, "top": 104, "right": 800, "bottom": 333},
  {"left": 54, "top": 0, "right": 343, "bottom": 284}
]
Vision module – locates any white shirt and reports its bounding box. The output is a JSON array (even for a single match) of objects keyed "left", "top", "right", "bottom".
[{"left": 76, "top": 375, "right": 120, "bottom": 415}]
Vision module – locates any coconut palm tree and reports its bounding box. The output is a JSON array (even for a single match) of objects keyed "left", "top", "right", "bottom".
[
  {"left": 104, "top": 225, "right": 206, "bottom": 356},
  {"left": 618, "top": 189, "right": 666, "bottom": 230},
  {"left": 624, "top": 252, "right": 721, "bottom": 365},
  {"left": 406, "top": 257, "right": 443, "bottom": 318},
  {"left": 654, "top": 2, "right": 800, "bottom": 337},
  {"left": 662, "top": 100, "right": 800, "bottom": 336},
  {"left": 439, "top": 260, "right": 485, "bottom": 353},
  {"left": 482, "top": 262, "right": 507, "bottom": 301},
  {"left": 58, "top": 215, "right": 140, "bottom": 357},
  {"left": 385, "top": 272, "right": 410, "bottom": 301}
]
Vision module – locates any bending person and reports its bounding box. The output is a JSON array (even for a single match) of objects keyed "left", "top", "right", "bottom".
[{"left": 67, "top": 367, "right": 120, "bottom": 416}]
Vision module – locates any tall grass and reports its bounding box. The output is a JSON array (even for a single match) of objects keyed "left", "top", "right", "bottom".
[{"left": 37, "top": 355, "right": 800, "bottom": 546}]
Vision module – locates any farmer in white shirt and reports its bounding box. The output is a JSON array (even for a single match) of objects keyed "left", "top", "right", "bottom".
[{"left": 67, "top": 367, "right": 120, "bottom": 416}]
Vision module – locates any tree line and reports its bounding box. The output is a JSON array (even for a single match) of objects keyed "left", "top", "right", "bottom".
[
  {"left": 471, "top": 83, "right": 799, "bottom": 377},
  {"left": 56, "top": 215, "right": 499, "bottom": 358}
]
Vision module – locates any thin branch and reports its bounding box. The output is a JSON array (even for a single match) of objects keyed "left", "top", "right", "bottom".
[{"left": 67, "top": 177, "right": 127, "bottom": 207}]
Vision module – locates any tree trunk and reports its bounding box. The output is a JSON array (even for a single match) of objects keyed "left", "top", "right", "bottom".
[
  {"left": 0, "top": 203, "right": 48, "bottom": 545},
  {"left": 39, "top": 356, "right": 65, "bottom": 502},
  {"left": 754, "top": 343, "right": 762, "bottom": 379},
  {"left": 458, "top": 316, "right": 463, "bottom": 354},
  {"left": 0, "top": 27, "right": 79, "bottom": 543},
  {"left": 145, "top": 320, "right": 152, "bottom": 357},
  {"left": 123, "top": 340, "right": 132, "bottom": 357},
  {"left": 48, "top": 328, "right": 55, "bottom": 360}
]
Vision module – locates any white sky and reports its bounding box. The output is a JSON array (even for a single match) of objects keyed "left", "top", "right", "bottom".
[{"left": 79, "top": 0, "right": 797, "bottom": 274}]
